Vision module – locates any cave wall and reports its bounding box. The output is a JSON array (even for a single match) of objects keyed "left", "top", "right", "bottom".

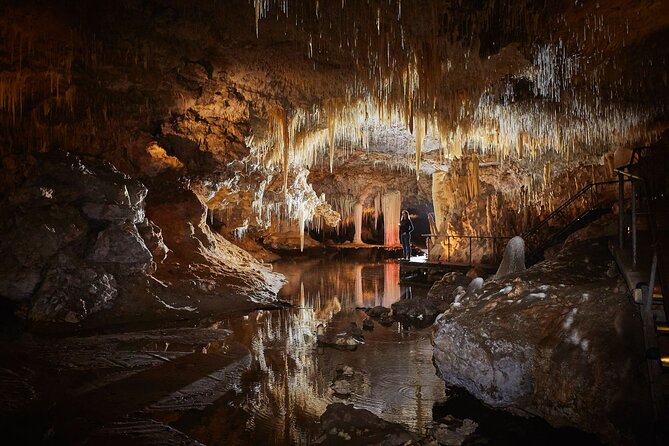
[{"left": 1, "top": 0, "right": 669, "bottom": 323}]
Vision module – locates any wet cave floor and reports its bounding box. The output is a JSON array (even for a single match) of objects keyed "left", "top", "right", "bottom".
[{"left": 0, "top": 257, "right": 600, "bottom": 445}]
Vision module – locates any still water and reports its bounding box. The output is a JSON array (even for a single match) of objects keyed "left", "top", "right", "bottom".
[{"left": 164, "top": 258, "right": 443, "bottom": 445}]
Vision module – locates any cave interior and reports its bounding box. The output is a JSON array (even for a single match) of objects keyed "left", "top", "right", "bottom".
[{"left": 1, "top": 0, "right": 669, "bottom": 444}]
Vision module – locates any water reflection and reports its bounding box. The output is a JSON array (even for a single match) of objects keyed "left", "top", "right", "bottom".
[
  {"left": 277, "top": 258, "right": 407, "bottom": 313},
  {"left": 177, "top": 259, "right": 444, "bottom": 445}
]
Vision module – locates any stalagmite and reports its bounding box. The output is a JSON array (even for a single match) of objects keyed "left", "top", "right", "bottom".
[{"left": 381, "top": 190, "right": 401, "bottom": 247}]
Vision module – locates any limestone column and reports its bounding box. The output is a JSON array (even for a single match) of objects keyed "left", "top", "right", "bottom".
[
  {"left": 353, "top": 201, "right": 363, "bottom": 244},
  {"left": 381, "top": 190, "right": 401, "bottom": 246}
]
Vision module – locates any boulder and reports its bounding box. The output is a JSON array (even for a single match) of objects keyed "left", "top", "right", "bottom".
[
  {"left": 88, "top": 222, "right": 153, "bottom": 273},
  {"left": 314, "top": 403, "right": 419, "bottom": 446},
  {"left": 0, "top": 271, "right": 42, "bottom": 301},
  {"left": 364, "top": 305, "right": 394, "bottom": 326},
  {"left": 31, "top": 265, "right": 118, "bottom": 323},
  {"left": 427, "top": 272, "right": 470, "bottom": 301},
  {"left": 432, "top": 238, "right": 651, "bottom": 443},
  {"left": 330, "top": 365, "right": 370, "bottom": 399},
  {"left": 137, "top": 218, "right": 169, "bottom": 263},
  {"left": 0, "top": 153, "right": 153, "bottom": 323},
  {"left": 391, "top": 297, "right": 450, "bottom": 327},
  {"left": 0, "top": 152, "right": 283, "bottom": 326},
  {"left": 430, "top": 415, "right": 478, "bottom": 446}
]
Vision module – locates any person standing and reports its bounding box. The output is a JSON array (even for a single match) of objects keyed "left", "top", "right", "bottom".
[{"left": 399, "top": 210, "right": 414, "bottom": 260}]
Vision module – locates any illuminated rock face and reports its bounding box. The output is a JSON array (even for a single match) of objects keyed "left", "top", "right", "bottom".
[
  {"left": 431, "top": 229, "right": 651, "bottom": 443},
  {"left": 0, "top": 1, "right": 667, "bottom": 318},
  {"left": 0, "top": 153, "right": 281, "bottom": 324}
]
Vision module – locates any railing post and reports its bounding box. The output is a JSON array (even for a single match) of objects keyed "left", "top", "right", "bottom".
[
  {"left": 447, "top": 236, "right": 451, "bottom": 262},
  {"left": 632, "top": 180, "right": 637, "bottom": 271},
  {"left": 590, "top": 185, "right": 596, "bottom": 210},
  {"left": 618, "top": 173, "right": 624, "bottom": 249}
]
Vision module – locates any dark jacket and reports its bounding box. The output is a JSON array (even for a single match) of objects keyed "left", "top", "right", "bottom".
[{"left": 399, "top": 218, "right": 414, "bottom": 235}]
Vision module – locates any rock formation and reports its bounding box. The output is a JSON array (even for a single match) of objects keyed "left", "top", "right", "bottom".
[
  {"left": 0, "top": 152, "right": 282, "bottom": 326},
  {"left": 431, "top": 221, "right": 651, "bottom": 443}
]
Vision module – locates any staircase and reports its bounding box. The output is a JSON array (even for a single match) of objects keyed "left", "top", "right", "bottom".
[
  {"left": 423, "top": 181, "right": 619, "bottom": 268},
  {"left": 521, "top": 180, "right": 619, "bottom": 265}
]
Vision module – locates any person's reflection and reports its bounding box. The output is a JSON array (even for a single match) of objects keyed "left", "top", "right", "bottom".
[{"left": 400, "top": 286, "right": 413, "bottom": 300}]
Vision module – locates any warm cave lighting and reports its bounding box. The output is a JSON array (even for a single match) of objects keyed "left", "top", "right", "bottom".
[{"left": 1, "top": 0, "right": 668, "bottom": 445}]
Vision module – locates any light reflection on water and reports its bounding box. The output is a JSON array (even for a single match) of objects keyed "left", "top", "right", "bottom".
[{"left": 181, "top": 259, "right": 445, "bottom": 445}]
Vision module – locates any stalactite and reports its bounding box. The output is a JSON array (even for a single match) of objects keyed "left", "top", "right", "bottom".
[
  {"left": 275, "top": 108, "right": 290, "bottom": 194},
  {"left": 381, "top": 190, "right": 401, "bottom": 247},
  {"left": 353, "top": 201, "right": 363, "bottom": 244},
  {"left": 327, "top": 112, "right": 336, "bottom": 173},
  {"left": 244, "top": 0, "right": 663, "bottom": 198},
  {"left": 543, "top": 161, "right": 551, "bottom": 189},
  {"left": 414, "top": 114, "right": 425, "bottom": 180}
]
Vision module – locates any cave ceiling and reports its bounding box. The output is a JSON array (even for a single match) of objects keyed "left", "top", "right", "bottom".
[{"left": 1, "top": 0, "right": 668, "bottom": 209}]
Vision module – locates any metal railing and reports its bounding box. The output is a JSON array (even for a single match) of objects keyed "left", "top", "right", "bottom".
[
  {"left": 613, "top": 146, "right": 669, "bottom": 421},
  {"left": 422, "top": 234, "right": 512, "bottom": 265},
  {"left": 521, "top": 180, "right": 621, "bottom": 256},
  {"left": 614, "top": 167, "right": 643, "bottom": 270},
  {"left": 423, "top": 180, "right": 620, "bottom": 267}
]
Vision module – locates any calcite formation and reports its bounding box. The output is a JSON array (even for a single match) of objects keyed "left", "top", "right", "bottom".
[
  {"left": 0, "top": 1, "right": 666, "bottom": 439},
  {"left": 0, "top": 152, "right": 281, "bottom": 324},
  {"left": 431, "top": 225, "right": 651, "bottom": 443}
]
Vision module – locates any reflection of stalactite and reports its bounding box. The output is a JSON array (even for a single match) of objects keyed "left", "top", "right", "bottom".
[
  {"left": 383, "top": 261, "right": 401, "bottom": 305},
  {"left": 354, "top": 264, "right": 363, "bottom": 306}
]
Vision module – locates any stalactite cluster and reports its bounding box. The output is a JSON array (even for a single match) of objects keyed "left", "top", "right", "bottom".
[{"left": 246, "top": 0, "right": 666, "bottom": 205}]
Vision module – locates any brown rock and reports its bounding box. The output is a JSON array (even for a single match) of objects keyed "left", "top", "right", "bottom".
[
  {"left": 432, "top": 238, "right": 651, "bottom": 443},
  {"left": 88, "top": 222, "right": 153, "bottom": 273}
]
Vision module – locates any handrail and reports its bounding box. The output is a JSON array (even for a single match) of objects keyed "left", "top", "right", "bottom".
[
  {"left": 422, "top": 233, "right": 512, "bottom": 264},
  {"left": 614, "top": 166, "right": 644, "bottom": 181},
  {"left": 420, "top": 234, "right": 510, "bottom": 240},
  {"left": 521, "top": 180, "right": 619, "bottom": 241},
  {"left": 424, "top": 179, "right": 619, "bottom": 266}
]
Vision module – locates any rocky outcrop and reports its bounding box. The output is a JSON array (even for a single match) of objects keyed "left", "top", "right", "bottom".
[
  {"left": 390, "top": 297, "right": 450, "bottom": 327},
  {"left": 313, "top": 403, "right": 418, "bottom": 445},
  {"left": 0, "top": 153, "right": 282, "bottom": 325},
  {"left": 431, "top": 232, "right": 651, "bottom": 443}
]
